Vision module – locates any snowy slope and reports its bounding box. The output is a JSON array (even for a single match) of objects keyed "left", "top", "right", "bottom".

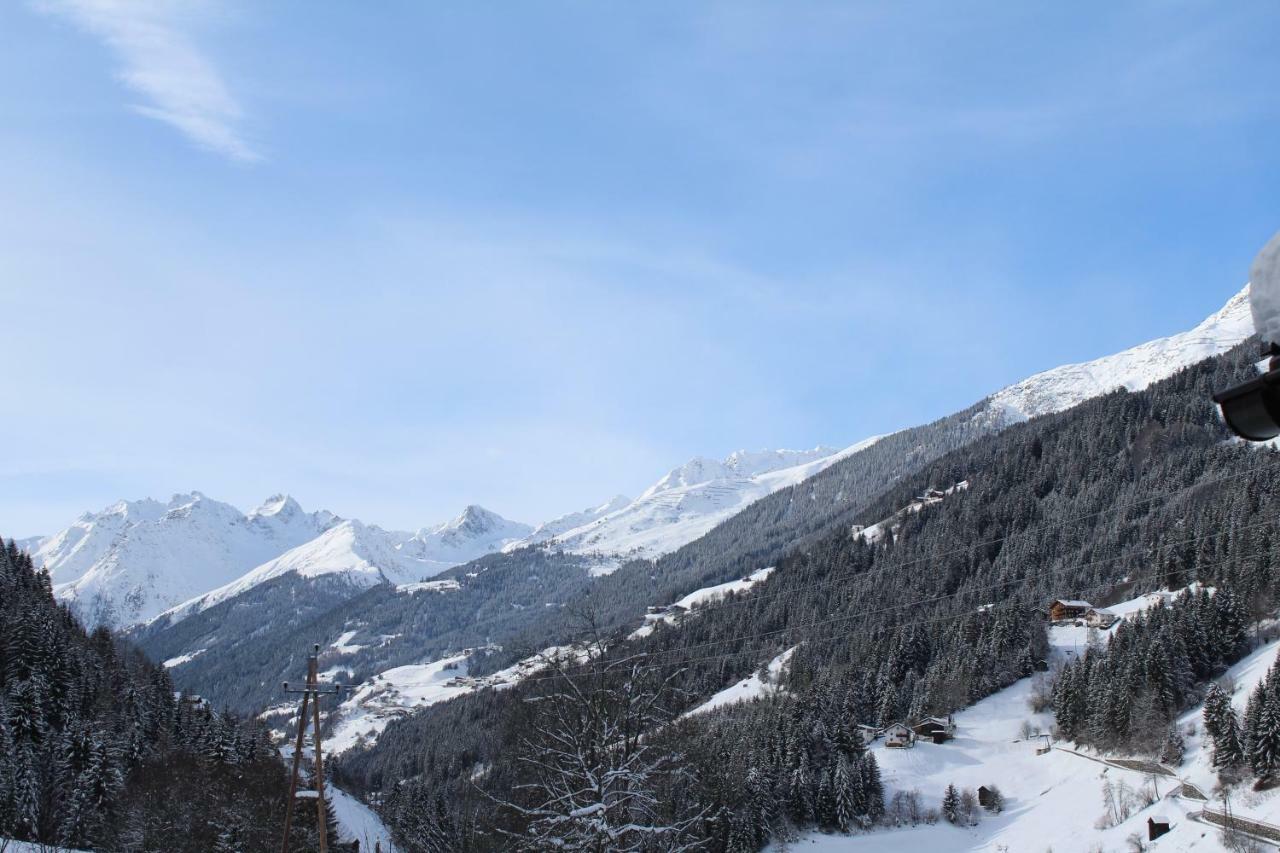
[
  {"left": 524, "top": 441, "right": 882, "bottom": 562},
  {"left": 686, "top": 645, "right": 796, "bottom": 717},
  {"left": 631, "top": 566, "right": 776, "bottom": 639},
  {"left": 156, "top": 506, "right": 530, "bottom": 624},
  {"left": 327, "top": 784, "right": 400, "bottom": 853},
  {"left": 770, "top": 584, "right": 1246, "bottom": 853},
  {"left": 326, "top": 643, "right": 592, "bottom": 755},
  {"left": 514, "top": 494, "right": 632, "bottom": 547},
  {"left": 980, "top": 286, "right": 1252, "bottom": 427},
  {"left": 412, "top": 504, "right": 532, "bottom": 564},
  {"left": 327, "top": 653, "right": 476, "bottom": 754},
  {"left": 28, "top": 492, "right": 340, "bottom": 627}
]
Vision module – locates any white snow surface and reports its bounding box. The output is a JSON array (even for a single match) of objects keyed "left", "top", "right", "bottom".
[
  {"left": 513, "top": 494, "right": 633, "bottom": 547},
  {"left": 1251, "top": 234, "right": 1280, "bottom": 345},
  {"left": 0, "top": 840, "right": 91, "bottom": 852},
  {"left": 982, "top": 286, "right": 1252, "bottom": 427},
  {"left": 327, "top": 643, "right": 595, "bottom": 755},
  {"left": 28, "top": 492, "right": 340, "bottom": 628},
  {"left": 154, "top": 505, "right": 529, "bottom": 625},
  {"left": 396, "top": 578, "right": 462, "bottom": 594},
  {"left": 327, "top": 784, "right": 400, "bottom": 853},
  {"left": 630, "top": 567, "right": 775, "bottom": 639},
  {"left": 162, "top": 648, "right": 206, "bottom": 668},
  {"left": 771, "top": 584, "right": 1249, "bottom": 853},
  {"left": 521, "top": 441, "right": 883, "bottom": 561},
  {"left": 685, "top": 645, "right": 795, "bottom": 716},
  {"left": 327, "top": 653, "right": 476, "bottom": 754}
]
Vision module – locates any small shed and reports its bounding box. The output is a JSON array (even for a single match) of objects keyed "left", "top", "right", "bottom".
[
  {"left": 1049, "top": 599, "right": 1093, "bottom": 622},
  {"left": 1148, "top": 815, "right": 1171, "bottom": 841},
  {"left": 883, "top": 722, "right": 914, "bottom": 749},
  {"left": 1085, "top": 607, "right": 1119, "bottom": 629},
  {"left": 911, "top": 714, "right": 956, "bottom": 743},
  {"left": 977, "top": 786, "right": 996, "bottom": 808}
]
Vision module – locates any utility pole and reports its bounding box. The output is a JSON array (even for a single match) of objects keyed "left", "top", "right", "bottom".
[{"left": 281, "top": 643, "right": 352, "bottom": 853}]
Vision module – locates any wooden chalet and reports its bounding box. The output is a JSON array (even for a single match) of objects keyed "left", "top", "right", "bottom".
[
  {"left": 883, "top": 722, "right": 915, "bottom": 749},
  {"left": 977, "top": 786, "right": 996, "bottom": 809},
  {"left": 1048, "top": 598, "right": 1093, "bottom": 622},
  {"left": 1148, "top": 816, "right": 1171, "bottom": 841},
  {"left": 1085, "top": 607, "right": 1119, "bottom": 629},
  {"left": 911, "top": 714, "right": 956, "bottom": 743}
]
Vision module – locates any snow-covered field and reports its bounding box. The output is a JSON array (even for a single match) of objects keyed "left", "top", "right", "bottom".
[
  {"left": 774, "top": 582, "right": 1274, "bottom": 853},
  {"left": 327, "top": 643, "right": 598, "bottom": 754},
  {"left": 631, "top": 567, "right": 776, "bottom": 639},
  {"left": 327, "top": 653, "right": 475, "bottom": 754},
  {"left": 328, "top": 784, "right": 400, "bottom": 853},
  {"left": 686, "top": 645, "right": 796, "bottom": 716}
]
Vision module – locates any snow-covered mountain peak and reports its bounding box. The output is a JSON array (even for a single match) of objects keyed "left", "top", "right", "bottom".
[
  {"left": 413, "top": 505, "right": 532, "bottom": 555},
  {"left": 441, "top": 505, "right": 513, "bottom": 535},
  {"left": 28, "top": 492, "right": 343, "bottom": 628},
  {"left": 981, "top": 285, "right": 1252, "bottom": 427},
  {"left": 250, "top": 492, "right": 303, "bottom": 519},
  {"left": 521, "top": 438, "right": 881, "bottom": 563},
  {"left": 640, "top": 447, "right": 839, "bottom": 501},
  {"left": 157, "top": 505, "right": 533, "bottom": 625}
]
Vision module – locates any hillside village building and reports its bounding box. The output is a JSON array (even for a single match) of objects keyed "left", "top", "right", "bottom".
[{"left": 1048, "top": 599, "right": 1093, "bottom": 621}]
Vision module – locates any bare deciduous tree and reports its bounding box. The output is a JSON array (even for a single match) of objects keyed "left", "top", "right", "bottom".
[{"left": 496, "top": 620, "right": 705, "bottom": 852}]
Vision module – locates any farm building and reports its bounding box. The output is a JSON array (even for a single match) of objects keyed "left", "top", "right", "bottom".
[
  {"left": 978, "top": 786, "right": 998, "bottom": 809},
  {"left": 883, "top": 722, "right": 914, "bottom": 749},
  {"left": 911, "top": 715, "right": 956, "bottom": 743},
  {"left": 856, "top": 724, "right": 882, "bottom": 746},
  {"left": 1048, "top": 599, "right": 1093, "bottom": 621},
  {"left": 1085, "top": 607, "right": 1119, "bottom": 629}
]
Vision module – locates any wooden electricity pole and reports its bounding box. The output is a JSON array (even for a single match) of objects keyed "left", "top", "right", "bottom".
[{"left": 281, "top": 643, "right": 352, "bottom": 853}]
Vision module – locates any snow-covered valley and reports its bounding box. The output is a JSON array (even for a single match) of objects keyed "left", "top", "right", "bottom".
[{"left": 776, "top": 585, "right": 1280, "bottom": 853}]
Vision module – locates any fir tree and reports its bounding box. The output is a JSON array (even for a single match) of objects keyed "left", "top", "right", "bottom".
[{"left": 941, "top": 783, "right": 960, "bottom": 825}]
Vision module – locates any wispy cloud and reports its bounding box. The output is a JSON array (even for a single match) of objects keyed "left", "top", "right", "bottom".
[{"left": 37, "top": 0, "right": 260, "bottom": 162}]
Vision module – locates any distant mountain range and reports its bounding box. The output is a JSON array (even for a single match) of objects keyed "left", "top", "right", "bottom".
[{"left": 22, "top": 287, "right": 1253, "bottom": 635}]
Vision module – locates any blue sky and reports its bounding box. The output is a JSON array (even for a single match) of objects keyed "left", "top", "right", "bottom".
[{"left": 2, "top": 1, "right": 1278, "bottom": 536}]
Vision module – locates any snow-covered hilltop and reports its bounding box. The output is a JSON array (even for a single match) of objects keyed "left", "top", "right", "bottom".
[
  {"left": 30, "top": 492, "right": 341, "bottom": 628},
  {"left": 28, "top": 494, "right": 531, "bottom": 628},
  {"left": 511, "top": 443, "right": 880, "bottom": 563},
  {"left": 159, "top": 505, "right": 532, "bottom": 624},
  {"left": 980, "top": 285, "right": 1252, "bottom": 427}
]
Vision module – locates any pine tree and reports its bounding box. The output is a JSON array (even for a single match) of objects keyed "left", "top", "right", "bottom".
[
  {"left": 941, "top": 783, "right": 960, "bottom": 825},
  {"left": 860, "top": 753, "right": 885, "bottom": 823},
  {"left": 1252, "top": 693, "right": 1280, "bottom": 779},
  {"left": 1204, "top": 683, "right": 1231, "bottom": 743},
  {"left": 1213, "top": 702, "right": 1246, "bottom": 771},
  {"left": 1159, "top": 725, "right": 1185, "bottom": 767},
  {"left": 785, "top": 755, "right": 813, "bottom": 825},
  {"left": 833, "top": 756, "right": 857, "bottom": 832}
]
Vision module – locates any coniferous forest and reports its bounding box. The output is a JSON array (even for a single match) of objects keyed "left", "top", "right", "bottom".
[
  {"left": 0, "top": 542, "right": 329, "bottom": 852},
  {"left": 332, "top": 340, "right": 1280, "bottom": 851}
]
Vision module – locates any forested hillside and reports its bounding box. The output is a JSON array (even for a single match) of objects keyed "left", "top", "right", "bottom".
[
  {"left": 0, "top": 542, "right": 325, "bottom": 852},
  {"left": 138, "top": 396, "right": 994, "bottom": 715},
  {"left": 337, "top": 339, "right": 1280, "bottom": 851}
]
